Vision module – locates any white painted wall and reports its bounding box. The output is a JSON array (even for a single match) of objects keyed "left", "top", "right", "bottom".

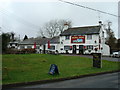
[
  {"left": 101, "top": 44, "right": 110, "bottom": 56},
  {"left": 16, "top": 25, "right": 110, "bottom": 55},
  {"left": 52, "top": 25, "right": 110, "bottom": 55},
  {"left": 60, "top": 34, "right": 100, "bottom": 45}
]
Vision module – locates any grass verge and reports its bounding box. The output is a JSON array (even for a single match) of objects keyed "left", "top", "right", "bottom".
[{"left": 2, "top": 54, "right": 120, "bottom": 85}]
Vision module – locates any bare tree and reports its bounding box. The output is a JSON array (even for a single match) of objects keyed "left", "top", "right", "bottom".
[
  {"left": 103, "top": 21, "right": 112, "bottom": 40},
  {"left": 44, "top": 20, "right": 59, "bottom": 38},
  {"left": 39, "top": 19, "right": 72, "bottom": 38},
  {"left": 58, "top": 19, "right": 72, "bottom": 33},
  {"left": 38, "top": 27, "right": 45, "bottom": 38},
  {"left": 103, "top": 21, "right": 117, "bottom": 53}
]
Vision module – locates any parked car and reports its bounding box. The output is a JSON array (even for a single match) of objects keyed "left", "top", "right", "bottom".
[{"left": 111, "top": 51, "right": 120, "bottom": 58}]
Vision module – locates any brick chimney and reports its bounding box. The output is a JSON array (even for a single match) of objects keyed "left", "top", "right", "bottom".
[{"left": 63, "top": 22, "right": 69, "bottom": 31}]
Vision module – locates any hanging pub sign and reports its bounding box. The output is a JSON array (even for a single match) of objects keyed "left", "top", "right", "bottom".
[
  {"left": 71, "top": 36, "right": 85, "bottom": 43},
  {"left": 93, "top": 53, "right": 102, "bottom": 68}
]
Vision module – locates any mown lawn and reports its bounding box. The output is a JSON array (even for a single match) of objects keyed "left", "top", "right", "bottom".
[{"left": 2, "top": 54, "right": 120, "bottom": 85}]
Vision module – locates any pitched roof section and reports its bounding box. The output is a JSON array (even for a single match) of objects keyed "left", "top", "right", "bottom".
[
  {"left": 60, "top": 25, "right": 101, "bottom": 36},
  {"left": 19, "top": 38, "right": 51, "bottom": 45},
  {"left": 50, "top": 36, "right": 60, "bottom": 44}
]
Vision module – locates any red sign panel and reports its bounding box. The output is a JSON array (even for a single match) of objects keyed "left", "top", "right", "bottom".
[{"left": 71, "top": 36, "right": 85, "bottom": 43}]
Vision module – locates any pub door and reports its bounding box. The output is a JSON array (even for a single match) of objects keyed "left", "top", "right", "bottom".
[
  {"left": 79, "top": 45, "right": 83, "bottom": 54},
  {"left": 72, "top": 45, "right": 76, "bottom": 54}
]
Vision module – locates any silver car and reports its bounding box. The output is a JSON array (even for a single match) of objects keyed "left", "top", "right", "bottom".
[{"left": 111, "top": 51, "right": 120, "bottom": 58}]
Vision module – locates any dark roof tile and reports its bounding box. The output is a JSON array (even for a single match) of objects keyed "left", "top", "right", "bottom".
[
  {"left": 60, "top": 25, "right": 101, "bottom": 36},
  {"left": 19, "top": 38, "right": 51, "bottom": 45},
  {"left": 50, "top": 36, "right": 60, "bottom": 44}
]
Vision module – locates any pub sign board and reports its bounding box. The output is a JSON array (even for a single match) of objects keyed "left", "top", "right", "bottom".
[
  {"left": 71, "top": 36, "right": 85, "bottom": 43},
  {"left": 93, "top": 53, "right": 102, "bottom": 68}
]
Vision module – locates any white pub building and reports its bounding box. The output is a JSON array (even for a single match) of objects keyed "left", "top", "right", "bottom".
[{"left": 47, "top": 21, "right": 110, "bottom": 56}]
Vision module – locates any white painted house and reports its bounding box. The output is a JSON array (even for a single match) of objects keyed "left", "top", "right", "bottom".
[
  {"left": 11, "top": 22, "right": 110, "bottom": 56},
  {"left": 8, "top": 41, "right": 19, "bottom": 49},
  {"left": 18, "top": 37, "right": 50, "bottom": 53},
  {"left": 46, "top": 22, "right": 110, "bottom": 56}
]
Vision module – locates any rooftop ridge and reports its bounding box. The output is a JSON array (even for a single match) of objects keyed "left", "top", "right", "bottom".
[{"left": 68, "top": 25, "right": 100, "bottom": 29}]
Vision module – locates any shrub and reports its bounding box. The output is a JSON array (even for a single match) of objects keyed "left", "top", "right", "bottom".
[
  {"left": 20, "top": 48, "right": 36, "bottom": 54},
  {"left": 5, "top": 48, "right": 36, "bottom": 54}
]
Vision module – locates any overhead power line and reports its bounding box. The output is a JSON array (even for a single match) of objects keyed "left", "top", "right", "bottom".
[{"left": 59, "top": 0, "right": 119, "bottom": 18}]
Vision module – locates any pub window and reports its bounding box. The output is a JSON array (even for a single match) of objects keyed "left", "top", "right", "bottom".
[
  {"left": 87, "top": 35, "right": 92, "bottom": 40},
  {"left": 15, "top": 43, "right": 17, "bottom": 46},
  {"left": 20, "top": 46, "right": 24, "bottom": 49},
  {"left": 36, "top": 46, "right": 40, "bottom": 49},
  {"left": 87, "top": 45, "right": 93, "bottom": 50},
  {"left": 27, "top": 46, "right": 32, "bottom": 49},
  {"left": 64, "top": 46, "right": 71, "bottom": 50},
  {"left": 102, "top": 31, "right": 104, "bottom": 37},
  {"left": 10, "top": 43, "right": 12, "bottom": 46},
  {"left": 11, "top": 46, "right": 15, "bottom": 48},
  {"left": 61, "top": 48, "right": 63, "bottom": 50},
  {"left": 50, "top": 46, "right": 55, "bottom": 50},
  {"left": 61, "top": 40, "right": 63, "bottom": 44},
  {"left": 65, "top": 36, "right": 70, "bottom": 40}
]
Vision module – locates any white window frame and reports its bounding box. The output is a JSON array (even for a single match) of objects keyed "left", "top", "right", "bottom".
[
  {"left": 50, "top": 46, "right": 55, "bottom": 50},
  {"left": 87, "top": 35, "right": 92, "bottom": 40},
  {"left": 65, "top": 36, "right": 70, "bottom": 40},
  {"left": 20, "top": 45, "right": 24, "bottom": 49},
  {"left": 27, "top": 46, "right": 32, "bottom": 49},
  {"left": 64, "top": 46, "right": 71, "bottom": 50}
]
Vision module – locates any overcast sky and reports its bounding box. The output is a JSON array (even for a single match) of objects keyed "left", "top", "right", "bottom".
[{"left": 0, "top": 0, "right": 119, "bottom": 39}]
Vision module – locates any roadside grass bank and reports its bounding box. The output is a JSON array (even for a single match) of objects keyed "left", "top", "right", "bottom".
[{"left": 2, "top": 54, "right": 120, "bottom": 85}]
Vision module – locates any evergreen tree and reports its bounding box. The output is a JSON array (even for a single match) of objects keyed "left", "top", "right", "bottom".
[
  {"left": 1, "top": 33, "right": 11, "bottom": 53},
  {"left": 23, "top": 35, "right": 28, "bottom": 40}
]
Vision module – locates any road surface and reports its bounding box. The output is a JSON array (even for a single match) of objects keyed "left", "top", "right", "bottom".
[
  {"left": 63, "top": 54, "right": 120, "bottom": 62},
  {"left": 6, "top": 72, "right": 119, "bottom": 89}
]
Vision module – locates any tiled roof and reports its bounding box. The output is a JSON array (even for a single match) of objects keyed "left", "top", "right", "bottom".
[
  {"left": 50, "top": 36, "right": 60, "bottom": 44},
  {"left": 60, "top": 25, "right": 101, "bottom": 36},
  {"left": 19, "top": 38, "right": 51, "bottom": 45}
]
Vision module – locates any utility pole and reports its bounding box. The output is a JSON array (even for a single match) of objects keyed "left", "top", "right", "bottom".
[
  {"left": 0, "top": 27, "right": 1, "bottom": 35},
  {"left": 19, "top": 34, "right": 20, "bottom": 42},
  {"left": 108, "top": 22, "right": 112, "bottom": 31}
]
